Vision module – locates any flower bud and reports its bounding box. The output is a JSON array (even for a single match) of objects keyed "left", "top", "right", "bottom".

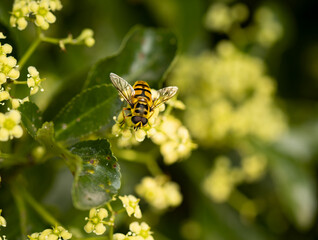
[
  {"left": 85, "top": 37, "right": 95, "bottom": 47},
  {"left": 2, "top": 44, "right": 13, "bottom": 54},
  {"left": 135, "top": 129, "right": 146, "bottom": 142},
  {"left": 0, "top": 91, "right": 10, "bottom": 101},
  {"left": 17, "top": 17, "right": 28, "bottom": 30}
]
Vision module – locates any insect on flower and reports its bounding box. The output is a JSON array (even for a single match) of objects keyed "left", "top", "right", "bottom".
[{"left": 110, "top": 73, "right": 178, "bottom": 130}]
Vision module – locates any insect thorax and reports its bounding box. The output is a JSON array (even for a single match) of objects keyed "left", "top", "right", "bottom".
[{"left": 133, "top": 101, "right": 150, "bottom": 117}]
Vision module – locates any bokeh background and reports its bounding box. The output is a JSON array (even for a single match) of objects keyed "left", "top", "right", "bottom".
[{"left": 1, "top": 0, "right": 318, "bottom": 239}]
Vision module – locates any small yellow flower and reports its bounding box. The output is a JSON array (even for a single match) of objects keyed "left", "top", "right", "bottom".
[
  {"left": 129, "top": 222, "right": 154, "bottom": 240},
  {"left": 136, "top": 176, "right": 182, "bottom": 210},
  {"left": 0, "top": 209, "right": 6, "bottom": 227},
  {"left": 0, "top": 73, "right": 6, "bottom": 85},
  {"left": 0, "top": 43, "right": 13, "bottom": 56},
  {"left": 0, "top": 55, "right": 20, "bottom": 80},
  {"left": 203, "top": 156, "right": 244, "bottom": 203},
  {"left": 10, "top": 0, "right": 29, "bottom": 30},
  {"left": 205, "top": 3, "right": 232, "bottom": 33},
  {"left": 0, "top": 110, "right": 23, "bottom": 141},
  {"left": 135, "top": 129, "right": 146, "bottom": 142},
  {"left": 48, "top": 0, "right": 63, "bottom": 11},
  {"left": 38, "top": 226, "right": 72, "bottom": 240},
  {"left": 29, "top": 0, "right": 56, "bottom": 30},
  {"left": 0, "top": 90, "right": 10, "bottom": 102},
  {"left": 113, "top": 234, "right": 143, "bottom": 240},
  {"left": 0, "top": 33, "right": 6, "bottom": 39},
  {"left": 119, "top": 195, "right": 142, "bottom": 219},
  {"left": 28, "top": 232, "right": 40, "bottom": 240},
  {"left": 113, "top": 234, "right": 127, "bottom": 240},
  {"left": 241, "top": 154, "right": 267, "bottom": 182},
  {"left": 11, "top": 96, "right": 29, "bottom": 109},
  {"left": 84, "top": 208, "right": 108, "bottom": 235},
  {"left": 27, "top": 66, "right": 45, "bottom": 95}
]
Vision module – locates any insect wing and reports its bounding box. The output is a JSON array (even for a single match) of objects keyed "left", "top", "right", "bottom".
[
  {"left": 152, "top": 86, "right": 178, "bottom": 110},
  {"left": 110, "top": 73, "right": 134, "bottom": 106}
]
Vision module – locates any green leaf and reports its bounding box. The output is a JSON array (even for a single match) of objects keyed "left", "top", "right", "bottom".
[
  {"left": 69, "top": 139, "right": 121, "bottom": 210},
  {"left": 84, "top": 26, "right": 178, "bottom": 89},
  {"left": 252, "top": 139, "right": 317, "bottom": 230},
  {"left": 268, "top": 152, "right": 316, "bottom": 230},
  {"left": 19, "top": 102, "right": 43, "bottom": 138},
  {"left": 53, "top": 84, "right": 120, "bottom": 144},
  {"left": 36, "top": 123, "right": 120, "bottom": 209}
]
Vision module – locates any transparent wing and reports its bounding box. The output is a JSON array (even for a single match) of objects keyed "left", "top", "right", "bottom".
[
  {"left": 151, "top": 86, "right": 178, "bottom": 110},
  {"left": 110, "top": 73, "right": 135, "bottom": 106}
]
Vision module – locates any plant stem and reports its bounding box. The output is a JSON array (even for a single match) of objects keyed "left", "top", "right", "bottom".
[
  {"left": 13, "top": 80, "right": 28, "bottom": 85},
  {"left": 10, "top": 182, "right": 27, "bottom": 239},
  {"left": 73, "top": 237, "right": 109, "bottom": 240},
  {"left": 40, "top": 34, "right": 82, "bottom": 50},
  {"left": 22, "top": 186, "right": 62, "bottom": 226},
  {"left": 18, "top": 37, "right": 42, "bottom": 70},
  {"left": 145, "top": 157, "right": 163, "bottom": 176},
  {"left": 106, "top": 202, "right": 115, "bottom": 240}
]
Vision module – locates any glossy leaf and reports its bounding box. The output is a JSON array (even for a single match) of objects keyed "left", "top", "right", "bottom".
[
  {"left": 36, "top": 123, "right": 120, "bottom": 209},
  {"left": 53, "top": 84, "right": 120, "bottom": 144},
  {"left": 19, "top": 102, "right": 43, "bottom": 138},
  {"left": 69, "top": 139, "right": 121, "bottom": 210},
  {"left": 268, "top": 152, "right": 316, "bottom": 230},
  {"left": 252, "top": 139, "right": 317, "bottom": 230},
  {"left": 84, "top": 26, "right": 178, "bottom": 89}
]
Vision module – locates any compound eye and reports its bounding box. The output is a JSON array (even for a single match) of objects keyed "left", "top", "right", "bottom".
[
  {"left": 141, "top": 117, "right": 148, "bottom": 125},
  {"left": 131, "top": 116, "right": 141, "bottom": 124}
]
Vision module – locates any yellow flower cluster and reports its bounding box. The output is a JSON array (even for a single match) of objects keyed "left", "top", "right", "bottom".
[
  {"left": 254, "top": 7, "right": 284, "bottom": 47},
  {"left": 0, "top": 34, "right": 20, "bottom": 84},
  {"left": 203, "top": 154, "right": 267, "bottom": 203},
  {"left": 0, "top": 32, "right": 46, "bottom": 141},
  {"left": 84, "top": 207, "right": 109, "bottom": 235},
  {"left": 205, "top": 3, "right": 249, "bottom": 33},
  {"left": 28, "top": 226, "right": 72, "bottom": 240},
  {"left": 135, "top": 175, "right": 182, "bottom": 210},
  {"left": 113, "top": 222, "right": 154, "bottom": 240},
  {"left": 0, "top": 210, "right": 6, "bottom": 240},
  {"left": 169, "top": 41, "right": 287, "bottom": 146},
  {"left": 149, "top": 115, "right": 197, "bottom": 165},
  {"left": 205, "top": 3, "right": 283, "bottom": 48},
  {"left": 10, "top": 0, "right": 62, "bottom": 30}
]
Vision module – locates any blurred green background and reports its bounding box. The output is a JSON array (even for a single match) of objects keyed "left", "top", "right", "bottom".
[{"left": 1, "top": 0, "right": 318, "bottom": 240}]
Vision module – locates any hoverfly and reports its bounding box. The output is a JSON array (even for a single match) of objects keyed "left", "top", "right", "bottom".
[{"left": 110, "top": 73, "right": 178, "bottom": 130}]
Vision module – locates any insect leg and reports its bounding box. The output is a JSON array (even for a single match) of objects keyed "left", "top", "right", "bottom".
[
  {"left": 147, "top": 111, "right": 155, "bottom": 128},
  {"left": 120, "top": 107, "right": 131, "bottom": 127}
]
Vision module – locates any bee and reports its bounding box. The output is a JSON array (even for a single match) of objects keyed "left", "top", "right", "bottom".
[{"left": 110, "top": 73, "right": 178, "bottom": 130}]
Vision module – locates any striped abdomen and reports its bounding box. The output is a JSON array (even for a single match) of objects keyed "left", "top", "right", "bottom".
[
  {"left": 132, "top": 81, "right": 152, "bottom": 118},
  {"left": 132, "top": 81, "right": 153, "bottom": 105}
]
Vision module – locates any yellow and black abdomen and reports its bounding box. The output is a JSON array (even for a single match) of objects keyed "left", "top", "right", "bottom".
[
  {"left": 132, "top": 81, "right": 153, "bottom": 106},
  {"left": 130, "top": 81, "right": 152, "bottom": 128}
]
